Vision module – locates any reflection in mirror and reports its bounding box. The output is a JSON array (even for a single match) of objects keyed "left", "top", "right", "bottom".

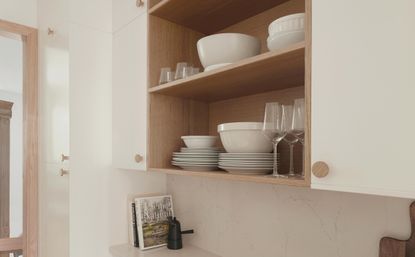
[{"left": 0, "top": 35, "right": 23, "bottom": 245}]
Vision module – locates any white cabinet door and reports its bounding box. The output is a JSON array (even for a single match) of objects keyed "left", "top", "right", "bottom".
[
  {"left": 112, "top": 14, "right": 148, "bottom": 170},
  {"left": 113, "top": 0, "right": 147, "bottom": 32},
  {"left": 311, "top": 0, "right": 415, "bottom": 198}
]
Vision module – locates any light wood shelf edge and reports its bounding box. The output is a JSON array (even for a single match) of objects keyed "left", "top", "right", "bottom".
[
  {"left": 148, "top": 41, "right": 305, "bottom": 94},
  {"left": 149, "top": 168, "right": 310, "bottom": 187},
  {"left": 148, "top": 0, "right": 170, "bottom": 14}
]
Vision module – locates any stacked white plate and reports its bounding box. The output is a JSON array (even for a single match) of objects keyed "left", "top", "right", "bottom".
[
  {"left": 172, "top": 148, "right": 220, "bottom": 171},
  {"left": 267, "top": 13, "right": 305, "bottom": 51},
  {"left": 219, "top": 153, "right": 278, "bottom": 175}
]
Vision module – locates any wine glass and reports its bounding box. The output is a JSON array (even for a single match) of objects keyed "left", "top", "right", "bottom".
[
  {"left": 281, "top": 105, "right": 299, "bottom": 177},
  {"left": 292, "top": 98, "right": 305, "bottom": 144},
  {"left": 262, "top": 103, "right": 291, "bottom": 177}
]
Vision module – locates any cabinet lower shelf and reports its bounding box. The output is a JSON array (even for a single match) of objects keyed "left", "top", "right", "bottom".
[{"left": 149, "top": 168, "right": 309, "bottom": 187}]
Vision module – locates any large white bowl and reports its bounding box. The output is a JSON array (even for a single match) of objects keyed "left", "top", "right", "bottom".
[
  {"left": 197, "top": 33, "right": 261, "bottom": 69},
  {"left": 268, "top": 13, "right": 305, "bottom": 36},
  {"left": 181, "top": 136, "right": 218, "bottom": 148},
  {"left": 267, "top": 30, "right": 305, "bottom": 51},
  {"left": 217, "top": 122, "right": 273, "bottom": 153}
]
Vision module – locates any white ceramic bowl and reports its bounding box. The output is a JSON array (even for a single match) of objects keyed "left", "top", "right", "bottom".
[
  {"left": 268, "top": 13, "right": 305, "bottom": 36},
  {"left": 217, "top": 122, "right": 273, "bottom": 153},
  {"left": 267, "top": 30, "right": 305, "bottom": 51},
  {"left": 197, "top": 33, "right": 261, "bottom": 69},
  {"left": 181, "top": 136, "right": 218, "bottom": 148}
]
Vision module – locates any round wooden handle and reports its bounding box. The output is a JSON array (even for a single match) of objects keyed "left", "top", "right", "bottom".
[
  {"left": 136, "top": 0, "right": 144, "bottom": 7},
  {"left": 312, "top": 161, "right": 329, "bottom": 178},
  {"left": 135, "top": 154, "right": 143, "bottom": 163}
]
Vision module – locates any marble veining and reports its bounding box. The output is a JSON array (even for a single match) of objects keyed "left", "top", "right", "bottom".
[{"left": 167, "top": 176, "right": 413, "bottom": 257}]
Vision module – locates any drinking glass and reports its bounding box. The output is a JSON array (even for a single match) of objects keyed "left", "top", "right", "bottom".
[
  {"left": 174, "top": 62, "right": 188, "bottom": 80},
  {"left": 191, "top": 67, "right": 200, "bottom": 75},
  {"left": 281, "top": 105, "right": 300, "bottom": 177},
  {"left": 159, "top": 67, "right": 172, "bottom": 85},
  {"left": 292, "top": 98, "right": 305, "bottom": 144},
  {"left": 262, "top": 103, "right": 291, "bottom": 177}
]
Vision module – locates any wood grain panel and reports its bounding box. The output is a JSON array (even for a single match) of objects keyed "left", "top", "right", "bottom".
[
  {"left": 148, "top": 16, "right": 205, "bottom": 88},
  {"left": 379, "top": 202, "right": 415, "bottom": 257},
  {"left": 219, "top": 0, "right": 305, "bottom": 53},
  {"left": 150, "top": 168, "right": 308, "bottom": 187},
  {"left": 149, "top": 0, "right": 293, "bottom": 34},
  {"left": 149, "top": 42, "right": 305, "bottom": 102},
  {"left": 148, "top": 94, "right": 209, "bottom": 169}
]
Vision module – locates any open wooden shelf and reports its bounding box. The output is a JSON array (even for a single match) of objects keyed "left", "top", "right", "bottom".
[
  {"left": 149, "top": 168, "right": 309, "bottom": 187},
  {"left": 149, "top": 0, "right": 292, "bottom": 34},
  {"left": 149, "top": 42, "right": 305, "bottom": 102}
]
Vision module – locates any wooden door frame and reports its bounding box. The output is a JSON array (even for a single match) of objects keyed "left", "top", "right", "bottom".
[{"left": 0, "top": 19, "right": 38, "bottom": 257}]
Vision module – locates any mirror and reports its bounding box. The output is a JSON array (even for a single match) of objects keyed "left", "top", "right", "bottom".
[{"left": 0, "top": 34, "right": 23, "bottom": 246}]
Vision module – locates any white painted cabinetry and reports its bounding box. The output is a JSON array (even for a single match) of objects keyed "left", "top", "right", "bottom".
[
  {"left": 112, "top": 13, "right": 148, "bottom": 171},
  {"left": 311, "top": 0, "right": 415, "bottom": 198}
]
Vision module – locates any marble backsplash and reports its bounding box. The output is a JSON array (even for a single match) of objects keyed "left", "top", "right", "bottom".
[{"left": 167, "top": 176, "right": 413, "bottom": 257}]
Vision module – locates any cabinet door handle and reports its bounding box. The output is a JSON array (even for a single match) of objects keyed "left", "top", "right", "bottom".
[
  {"left": 61, "top": 154, "right": 70, "bottom": 162},
  {"left": 135, "top": 154, "right": 144, "bottom": 163},
  {"left": 312, "top": 161, "right": 329, "bottom": 178},
  {"left": 60, "top": 169, "right": 69, "bottom": 176},
  {"left": 136, "top": 0, "right": 144, "bottom": 7}
]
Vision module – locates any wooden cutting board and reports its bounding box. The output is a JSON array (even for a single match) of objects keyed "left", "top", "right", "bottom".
[{"left": 379, "top": 202, "right": 415, "bottom": 257}]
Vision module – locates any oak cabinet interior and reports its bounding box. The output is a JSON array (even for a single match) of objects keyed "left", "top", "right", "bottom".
[{"left": 147, "top": 0, "right": 310, "bottom": 186}]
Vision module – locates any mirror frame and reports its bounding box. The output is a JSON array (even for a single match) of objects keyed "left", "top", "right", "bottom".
[{"left": 0, "top": 19, "right": 38, "bottom": 257}]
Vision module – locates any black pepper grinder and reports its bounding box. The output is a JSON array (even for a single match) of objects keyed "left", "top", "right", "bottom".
[{"left": 167, "top": 216, "right": 194, "bottom": 250}]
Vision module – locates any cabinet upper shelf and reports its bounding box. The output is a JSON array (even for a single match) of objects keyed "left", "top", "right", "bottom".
[
  {"left": 149, "top": 0, "right": 292, "bottom": 34},
  {"left": 148, "top": 42, "right": 305, "bottom": 102}
]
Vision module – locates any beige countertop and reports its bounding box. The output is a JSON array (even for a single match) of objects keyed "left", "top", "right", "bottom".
[{"left": 110, "top": 244, "right": 221, "bottom": 257}]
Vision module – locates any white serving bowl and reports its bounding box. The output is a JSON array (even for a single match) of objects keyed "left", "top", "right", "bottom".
[
  {"left": 267, "top": 30, "right": 305, "bottom": 51},
  {"left": 217, "top": 122, "right": 273, "bottom": 153},
  {"left": 181, "top": 136, "right": 218, "bottom": 148},
  {"left": 197, "top": 33, "right": 261, "bottom": 69},
  {"left": 268, "top": 13, "right": 305, "bottom": 36}
]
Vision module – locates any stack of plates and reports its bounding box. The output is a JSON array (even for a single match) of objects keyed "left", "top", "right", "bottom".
[
  {"left": 219, "top": 153, "right": 278, "bottom": 175},
  {"left": 172, "top": 148, "right": 220, "bottom": 171}
]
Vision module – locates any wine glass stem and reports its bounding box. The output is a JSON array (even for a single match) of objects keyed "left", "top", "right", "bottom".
[
  {"left": 289, "top": 143, "right": 295, "bottom": 176},
  {"left": 272, "top": 139, "right": 279, "bottom": 176}
]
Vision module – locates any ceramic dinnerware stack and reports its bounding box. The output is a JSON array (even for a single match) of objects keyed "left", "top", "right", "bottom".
[
  {"left": 217, "top": 122, "right": 276, "bottom": 175},
  {"left": 267, "top": 13, "right": 305, "bottom": 51},
  {"left": 172, "top": 136, "right": 220, "bottom": 171},
  {"left": 219, "top": 153, "right": 279, "bottom": 175}
]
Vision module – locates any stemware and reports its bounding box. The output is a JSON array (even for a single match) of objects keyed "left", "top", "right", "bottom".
[
  {"left": 292, "top": 98, "right": 305, "bottom": 144},
  {"left": 281, "top": 105, "right": 300, "bottom": 177},
  {"left": 262, "top": 103, "right": 291, "bottom": 177}
]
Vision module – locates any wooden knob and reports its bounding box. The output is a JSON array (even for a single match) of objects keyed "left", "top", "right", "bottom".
[
  {"left": 312, "top": 161, "right": 329, "bottom": 178},
  {"left": 61, "top": 154, "right": 70, "bottom": 162},
  {"left": 136, "top": 0, "right": 144, "bottom": 7},
  {"left": 135, "top": 154, "right": 143, "bottom": 163},
  {"left": 60, "top": 169, "right": 69, "bottom": 176}
]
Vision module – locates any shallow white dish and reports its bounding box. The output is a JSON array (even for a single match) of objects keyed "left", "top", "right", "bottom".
[
  {"left": 268, "top": 13, "right": 305, "bottom": 36},
  {"left": 181, "top": 147, "right": 221, "bottom": 153},
  {"left": 220, "top": 153, "right": 274, "bottom": 156},
  {"left": 174, "top": 165, "right": 218, "bottom": 171},
  {"left": 181, "top": 136, "right": 218, "bottom": 148},
  {"left": 197, "top": 33, "right": 261, "bottom": 69},
  {"left": 204, "top": 63, "right": 232, "bottom": 72},
  {"left": 267, "top": 30, "right": 305, "bottom": 51},
  {"left": 173, "top": 152, "right": 219, "bottom": 156},
  {"left": 217, "top": 122, "right": 273, "bottom": 153},
  {"left": 173, "top": 158, "right": 218, "bottom": 163}
]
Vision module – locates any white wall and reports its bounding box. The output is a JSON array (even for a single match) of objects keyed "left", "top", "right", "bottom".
[
  {"left": 168, "top": 176, "right": 412, "bottom": 257},
  {"left": 0, "top": 0, "right": 37, "bottom": 27},
  {"left": 0, "top": 36, "right": 23, "bottom": 238},
  {"left": 69, "top": 1, "right": 166, "bottom": 257}
]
